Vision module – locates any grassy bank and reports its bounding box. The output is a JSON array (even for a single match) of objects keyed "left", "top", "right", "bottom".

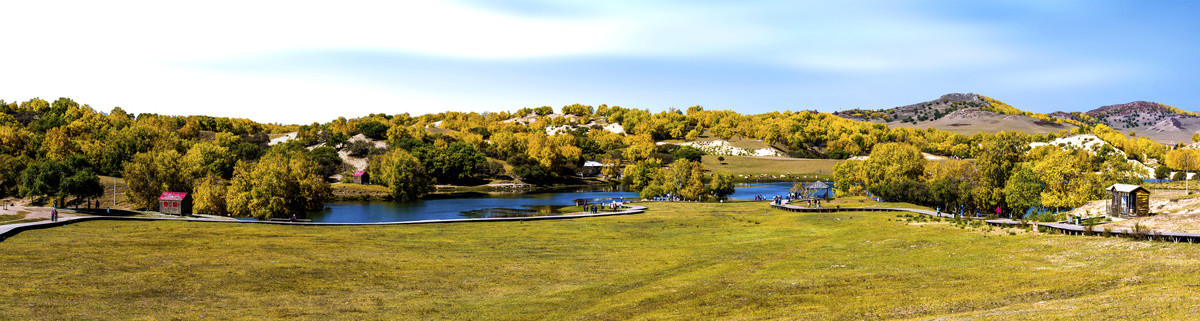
[
  {"left": 330, "top": 182, "right": 392, "bottom": 201},
  {"left": 1, "top": 202, "right": 1199, "bottom": 319},
  {"left": 702, "top": 155, "right": 839, "bottom": 178}
]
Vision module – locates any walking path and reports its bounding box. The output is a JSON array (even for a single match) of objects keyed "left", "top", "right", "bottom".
[
  {"left": 0, "top": 205, "right": 647, "bottom": 242},
  {"left": 771, "top": 200, "right": 1200, "bottom": 243}
]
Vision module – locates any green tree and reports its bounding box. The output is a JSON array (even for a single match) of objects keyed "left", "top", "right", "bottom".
[
  {"left": 526, "top": 132, "right": 581, "bottom": 175},
  {"left": 533, "top": 106, "right": 554, "bottom": 116},
  {"left": 1030, "top": 146, "right": 1101, "bottom": 208},
  {"left": 184, "top": 142, "right": 235, "bottom": 179},
  {"left": 833, "top": 159, "right": 867, "bottom": 196},
  {"left": 666, "top": 160, "right": 708, "bottom": 200},
  {"left": 621, "top": 158, "right": 663, "bottom": 192},
  {"left": 415, "top": 142, "right": 485, "bottom": 184},
  {"left": 0, "top": 154, "right": 31, "bottom": 197},
  {"left": 924, "top": 159, "right": 978, "bottom": 212},
  {"left": 1004, "top": 164, "right": 1042, "bottom": 218},
  {"left": 357, "top": 121, "right": 389, "bottom": 140},
  {"left": 310, "top": 146, "right": 345, "bottom": 178},
  {"left": 863, "top": 143, "right": 926, "bottom": 202},
  {"left": 225, "top": 153, "right": 332, "bottom": 219},
  {"left": 1166, "top": 148, "right": 1200, "bottom": 193},
  {"left": 560, "top": 104, "right": 593, "bottom": 116},
  {"left": 974, "top": 131, "right": 1030, "bottom": 210},
  {"left": 193, "top": 175, "right": 228, "bottom": 215},
  {"left": 672, "top": 145, "right": 704, "bottom": 162},
  {"left": 19, "top": 156, "right": 102, "bottom": 207},
  {"left": 369, "top": 149, "right": 432, "bottom": 200},
  {"left": 1155, "top": 166, "right": 1172, "bottom": 180},
  {"left": 122, "top": 150, "right": 189, "bottom": 210},
  {"left": 710, "top": 171, "right": 736, "bottom": 197}
]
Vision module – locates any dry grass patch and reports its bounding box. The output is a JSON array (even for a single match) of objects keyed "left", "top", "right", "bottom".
[{"left": 702, "top": 155, "right": 840, "bottom": 177}]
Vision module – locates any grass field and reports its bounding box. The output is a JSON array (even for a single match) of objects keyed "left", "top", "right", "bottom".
[
  {"left": 702, "top": 155, "right": 840, "bottom": 178},
  {"left": 2, "top": 202, "right": 1200, "bottom": 319}
]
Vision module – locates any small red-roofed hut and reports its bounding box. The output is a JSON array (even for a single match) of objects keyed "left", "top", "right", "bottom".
[
  {"left": 158, "top": 192, "right": 192, "bottom": 215},
  {"left": 354, "top": 170, "right": 370, "bottom": 184}
]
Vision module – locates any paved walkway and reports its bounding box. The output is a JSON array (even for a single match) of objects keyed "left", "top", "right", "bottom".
[{"left": 0, "top": 205, "right": 647, "bottom": 243}]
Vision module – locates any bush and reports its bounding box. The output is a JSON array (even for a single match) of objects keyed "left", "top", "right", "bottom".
[
  {"left": 513, "top": 164, "right": 552, "bottom": 184},
  {"left": 346, "top": 140, "right": 374, "bottom": 158},
  {"left": 1156, "top": 166, "right": 1172, "bottom": 180},
  {"left": 1174, "top": 171, "right": 1188, "bottom": 181},
  {"left": 673, "top": 146, "right": 704, "bottom": 162},
  {"left": 357, "top": 121, "right": 389, "bottom": 140}
]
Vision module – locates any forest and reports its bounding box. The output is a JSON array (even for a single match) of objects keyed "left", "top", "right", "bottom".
[{"left": 0, "top": 97, "right": 1192, "bottom": 219}]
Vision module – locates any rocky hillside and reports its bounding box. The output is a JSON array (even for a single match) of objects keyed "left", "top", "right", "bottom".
[
  {"left": 1053, "top": 101, "right": 1200, "bottom": 144},
  {"left": 833, "top": 93, "right": 988, "bottom": 124},
  {"left": 833, "top": 93, "right": 1077, "bottom": 135}
]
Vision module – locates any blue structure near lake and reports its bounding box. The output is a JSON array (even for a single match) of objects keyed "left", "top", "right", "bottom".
[{"left": 800, "top": 181, "right": 835, "bottom": 199}]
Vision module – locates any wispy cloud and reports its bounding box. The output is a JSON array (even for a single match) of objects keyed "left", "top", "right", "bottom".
[{"left": 0, "top": 0, "right": 1194, "bottom": 123}]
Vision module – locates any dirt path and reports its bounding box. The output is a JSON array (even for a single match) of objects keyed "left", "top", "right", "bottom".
[{"left": 0, "top": 206, "right": 89, "bottom": 221}]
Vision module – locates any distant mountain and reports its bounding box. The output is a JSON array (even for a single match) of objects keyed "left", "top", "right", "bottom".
[
  {"left": 833, "top": 93, "right": 1078, "bottom": 135},
  {"left": 1052, "top": 101, "right": 1200, "bottom": 143}
]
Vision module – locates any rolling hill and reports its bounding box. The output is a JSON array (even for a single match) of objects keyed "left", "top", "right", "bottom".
[
  {"left": 832, "top": 93, "right": 1078, "bottom": 135},
  {"left": 1051, "top": 101, "right": 1200, "bottom": 144},
  {"left": 835, "top": 94, "right": 1200, "bottom": 142}
]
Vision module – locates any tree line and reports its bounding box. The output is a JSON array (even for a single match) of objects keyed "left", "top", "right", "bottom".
[{"left": 0, "top": 96, "right": 1185, "bottom": 219}]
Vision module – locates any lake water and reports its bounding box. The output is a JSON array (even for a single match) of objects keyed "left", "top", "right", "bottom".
[{"left": 305, "top": 182, "right": 804, "bottom": 223}]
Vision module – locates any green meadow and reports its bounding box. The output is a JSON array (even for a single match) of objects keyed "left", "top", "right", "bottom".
[{"left": 2, "top": 202, "right": 1199, "bottom": 320}]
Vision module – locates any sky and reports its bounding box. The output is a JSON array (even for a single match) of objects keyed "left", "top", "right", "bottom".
[{"left": 0, "top": 0, "right": 1196, "bottom": 124}]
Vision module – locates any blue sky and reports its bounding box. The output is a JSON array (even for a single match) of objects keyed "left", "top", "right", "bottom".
[{"left": 1, "top": 0, "right": 1196, "bottom": 123}]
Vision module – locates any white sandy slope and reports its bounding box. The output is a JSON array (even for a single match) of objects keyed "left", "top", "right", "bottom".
[
  {"left": 1029, "top": 134, "right": 1153, "bottom": 179},
  {"left": 657, "top": 140, "right": 783, "bottom": 157}
]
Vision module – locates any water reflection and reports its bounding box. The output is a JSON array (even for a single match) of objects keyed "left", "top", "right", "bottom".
[{"left": 307, "top": 182, "right": 806, "bottom": 223}]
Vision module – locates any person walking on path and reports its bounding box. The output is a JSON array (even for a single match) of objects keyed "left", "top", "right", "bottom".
[{"left": 51, "top": 209, "right": 58, "bottom": 222}]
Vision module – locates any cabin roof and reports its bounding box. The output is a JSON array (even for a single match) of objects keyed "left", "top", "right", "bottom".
[
  {"left": 1106, "top": 184, "right": 1148, "bottom": 194},
  {"left": 354, "top": 170, "right": 366, "bottom": 176},
  {"left": 805, "top": 181, "right": 830, "bottom": 189},
  {"left": 159, "top": 192, "right": 188, "bottom": 201},
  {"left": 583, "top": 161, "right": 604, "bottom": 167}
]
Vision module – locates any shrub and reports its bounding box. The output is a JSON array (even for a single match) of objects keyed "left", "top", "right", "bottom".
[
  {"left": 1155, "top": 166, "right": 1172, "bottom": 180},
  {"left": 357, "top": 121, "right": 389, "bottom": 140}
]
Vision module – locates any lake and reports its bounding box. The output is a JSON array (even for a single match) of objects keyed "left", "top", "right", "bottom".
[{"left": 305, "top": 182, "right": 804, "bottom": 223}]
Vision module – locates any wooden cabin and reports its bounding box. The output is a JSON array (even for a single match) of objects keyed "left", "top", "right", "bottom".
[
  {"left": 353, "top": 170, "right": 370, "bottom": 184},
  {"left": 1106, "top": 184, "right": 1150, "bottom": 219},
  {"left": 158, "top": 192, "right": 192, "bottom": 215}
]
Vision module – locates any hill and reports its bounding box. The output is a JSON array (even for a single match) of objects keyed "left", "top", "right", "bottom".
[
  {"left": 833, "top": 93, "right": 1078, "bottom": 135},
  {"left": 1052, "top": 101, "right": 1200, "bottom": 144}
]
